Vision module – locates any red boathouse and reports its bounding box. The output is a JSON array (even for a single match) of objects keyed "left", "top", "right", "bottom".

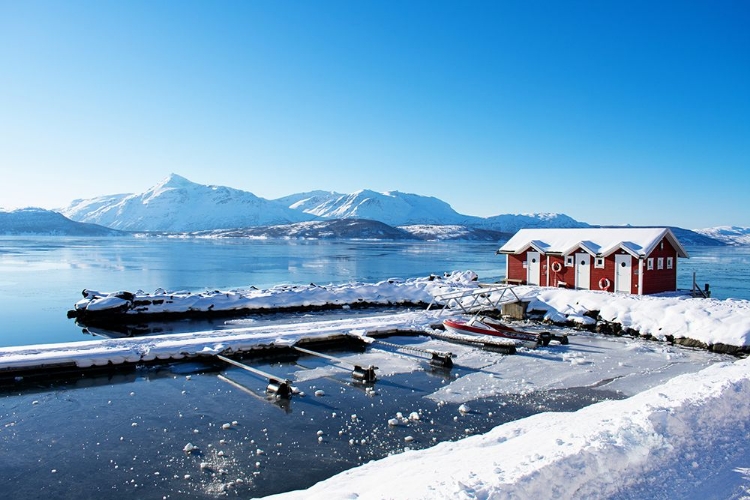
[{"left": 497, "top": 227, "right": 689, "bottom": 295}]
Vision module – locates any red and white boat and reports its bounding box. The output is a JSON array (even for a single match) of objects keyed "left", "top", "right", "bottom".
[{"left": 443, "top": 316, "right": 567, "bottom": 348}]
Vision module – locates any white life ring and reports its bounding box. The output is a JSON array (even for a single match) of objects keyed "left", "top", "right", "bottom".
[
  {"left": 599, "top": 277, "right": 611, "bottom": 290},
  {"left": 551, "top": 262, "right": 562, "bottom": 273}
]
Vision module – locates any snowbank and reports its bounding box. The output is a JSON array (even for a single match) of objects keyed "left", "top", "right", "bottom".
[
  {"left": 264, "top": 356, "right": 750, "bottom": 499},
  {"left": 507, "top": 286, "right": 750, "bottom": 349}
]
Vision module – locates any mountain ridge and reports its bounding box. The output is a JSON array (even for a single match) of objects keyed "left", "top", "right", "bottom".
[
  {"left": 61, "top": 174, "right": 590, "bottom": 233},
  {"left": 0, "top": 208, "right": 125, "bottom": 236},
  {"left": 28, "top": 173, "right": 742, "bottom": 245}
]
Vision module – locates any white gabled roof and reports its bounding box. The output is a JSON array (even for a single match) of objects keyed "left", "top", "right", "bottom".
[{"left": 498, "top": 227, "right": 689, "bottom": 258}]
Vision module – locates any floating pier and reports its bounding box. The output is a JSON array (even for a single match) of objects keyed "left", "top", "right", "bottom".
[{"left": 0, "top": 312, "right": 447, "bottom": 382}]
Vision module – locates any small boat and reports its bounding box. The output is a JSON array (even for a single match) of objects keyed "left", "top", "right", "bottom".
[{"left": 443, "top": 316, "right": 567, "bottom": 348}]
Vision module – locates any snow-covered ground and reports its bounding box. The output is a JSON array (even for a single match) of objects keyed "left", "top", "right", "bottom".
[
  {"left": 27, "top": 272, "right": 750, "bottom": 498},
  {"left": 264, "top": 354, "right": 750, "bottom": 499}
]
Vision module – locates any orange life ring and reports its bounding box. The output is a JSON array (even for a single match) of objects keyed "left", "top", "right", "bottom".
[
  {"left": 599, "top": 277, "right": 611, "bottom": 290},
  {"left": 551, "top": 262, "right": 562, "bottom": 273}
]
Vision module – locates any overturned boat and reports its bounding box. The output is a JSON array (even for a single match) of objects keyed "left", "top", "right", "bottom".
[{"left": 443, "top": 316, "right": 568, "bottom": 348}]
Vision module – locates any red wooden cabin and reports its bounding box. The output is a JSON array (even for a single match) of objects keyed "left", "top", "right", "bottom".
[{"left": 497, "top": 228, "right": 689, "bottom": 295}]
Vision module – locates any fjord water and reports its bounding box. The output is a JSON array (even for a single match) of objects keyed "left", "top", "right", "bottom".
[{"left": 0, "top": 236, "right": 748, "bottom": 348}]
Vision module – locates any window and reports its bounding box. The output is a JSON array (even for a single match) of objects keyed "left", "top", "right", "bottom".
[
  {"left": 522, "top": 260, "right": 527, "bottom": 268},
  {"left": 565, "top": 255, "right": 574, "bottom": 267},
  {"left": 647, "top": 258, "right": 654, "bottom": 271},
  {"left": 667, "top": 257, "right": 673, "bottom": 269},
  {"left": 657, "top": 257, "right": 664, "bottom": 270},
  {"left": 595, "top": 257, "right": 605, "bottom": 269}
]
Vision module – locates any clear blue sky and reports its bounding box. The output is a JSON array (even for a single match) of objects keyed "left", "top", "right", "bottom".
[{"left": 1, "top": 1, "right": 748, "bottom": 228}]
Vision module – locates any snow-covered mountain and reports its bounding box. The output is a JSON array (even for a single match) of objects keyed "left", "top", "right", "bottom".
[
  {"left": 60, "top": 174, "right": 589, "bottom": 233},
  {"left": 193, "top": 219, "right": 411, "bottom": 240},
  {"left": 276, "top": 189, "right": 472, "bottom": 226},
  {"left": 0, "top": 208, "right": 123, "bottom": 236},
  {"left": 398, "top": 224, "right": 511, "bottom": 241},
  {"left": 274, "top": 191, "right": 345, "bottom": 213},
  {"left": 190, "top": 220, "right": 511, "bottom": 242},
  {"left": 472, "top": 213, "right": 587, "bottom": 233},
  {"left": 61, "top": 174, "right": 313, "bottom": 232},
  {"left": 693, "top": 226, "right": 750, "bottom": 246},
  {"left": 54, "top": 174, "right": 741, "bottom": 245}
]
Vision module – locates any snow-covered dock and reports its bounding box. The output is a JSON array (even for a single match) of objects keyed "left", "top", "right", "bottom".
[
  {"left": 68, "top": 272, "right": 483, "bottom": 322},
  {"left": 0, "top": 312, "right": 444, "bottom": 379}
]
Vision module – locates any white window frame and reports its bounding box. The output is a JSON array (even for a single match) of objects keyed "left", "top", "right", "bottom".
[
  {"left": 594, "top": 257, "right": 605, "bottom": 269},
  {"left": 667, "top": 257, "right": 673, "bottom": 269},
  {"left": 657, "top": 257, "right": 664, "bottom": 270},
  {"left": 647, "top": 258, "right": 654, "bottom": 271},
  {"left": 565, "top": 255, "right": 574, "bottom": 267}
]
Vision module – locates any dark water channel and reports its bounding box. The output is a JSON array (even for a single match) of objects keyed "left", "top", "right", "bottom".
[{"left": 0, "top": 339, "right": 623, "bottom": 499}]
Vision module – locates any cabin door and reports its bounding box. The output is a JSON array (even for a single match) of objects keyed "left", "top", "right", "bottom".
[
  {"left": 526, "top": 251, "right": 541, "bottom": 285},
  {"left": 615, "top": 254, "right": 632, "bottom": 293},
  {"left": 574, "top": 253, "right": 591, "bottom": 290}
]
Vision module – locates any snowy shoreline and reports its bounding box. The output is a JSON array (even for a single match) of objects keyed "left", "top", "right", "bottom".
[
  {"left": 263, "top": 356, "right": 750, "bottom": 500},
  {"left": 69, "top": 272, "right": 750, "bottom": 354}
]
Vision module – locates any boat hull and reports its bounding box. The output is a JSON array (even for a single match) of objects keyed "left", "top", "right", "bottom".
[{"left": 443, "top": 317, "right": 545, "bottom": 348}]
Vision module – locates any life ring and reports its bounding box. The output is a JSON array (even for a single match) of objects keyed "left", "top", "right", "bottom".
[
  {"left": 551, "top": 262, "right": 562, "bottom": 273},
  {"left": 599, "top": 277, "right": 611, "bottom": 290}
]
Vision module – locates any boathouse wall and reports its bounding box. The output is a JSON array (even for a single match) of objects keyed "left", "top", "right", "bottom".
[
  {"left": 547, "top": 255, "right": 567, "bottom": 287},
  {"left": 640, "top": 237, "right": 679, "bottom": 295},
  {"left": 507, "top": 253, "right": 528, "bottom": 284}
]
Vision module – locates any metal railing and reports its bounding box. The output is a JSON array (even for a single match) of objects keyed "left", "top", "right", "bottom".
[{"left": 426, "top": 284, "right": 522, "bottom": 315}]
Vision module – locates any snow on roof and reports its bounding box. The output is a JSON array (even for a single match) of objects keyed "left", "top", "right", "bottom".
[{"left": 498, "top": 227, "right": 689, "bottom": 258}]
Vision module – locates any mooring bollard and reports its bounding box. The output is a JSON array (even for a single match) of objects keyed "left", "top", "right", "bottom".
[
  {"left": 293, "top": 346, "right": 378, "bottom": 382},
  {"left": 214, "top": 354, "right": 293, "bottom": 398}
]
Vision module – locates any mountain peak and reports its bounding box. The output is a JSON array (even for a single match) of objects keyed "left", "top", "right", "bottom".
[
  {"left": 156, "top": 173, "right": 194, "bottom": 189},
  {"left": 62, "top": 174, "right": 313, "bottom": 231}
]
